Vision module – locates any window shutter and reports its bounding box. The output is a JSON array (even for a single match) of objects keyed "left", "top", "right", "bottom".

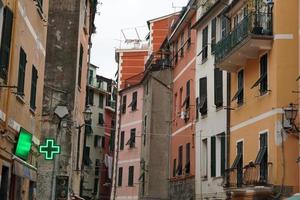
[
  {"left": 199, "top": 77, "right": 207, "bottom": 115},
  {"left": 211, "top": 18, "right": 216, "bottom": 53},
  {"left": 101, "top": 136, "right": 105, "bottom": 148},
  {"left": 30, "top": 66, "right": 38, "bottom": 110},
  {"left": 173, "top": 159, "right": 177, "bottom": 177},
  {"left": 178, "top": 146, "right": 183, "bottom": 175},
  {"left": 214, "top": 68, "right": 223, "bottom": 107},
  {"left": 185, "top": 143, "right": 190, "bottom": 174},
  {"left": 128, "top": 166, "right": 134, "bottom": 186},
  {"left": 17, "top": 48, "right": 27, "bottom": 95},
  {"left": 237, "top": 70, "right": 244, "bottom": 104},
  {"left": 211, "top": 136, "right": 216, "bottom": 177},
  {"left": 202, "top": 26, "right": 208, "bottom": 61},
  {"left": 118, "top": 167, "right": 123, "bottom": 186},
  {"left": 0, "top": 7, "right": 13, "bottom": 81},
  {"left": 120, "top": 131, "right": 124, "bottom": 150},
  {"left": 220, "top": 133, "right": 226, "bottom": 176},
  {"left": 78, "top": 44, "right": 83, "bottom": 87},
  {"left": 122, "top": 95, "right": 127, "bottom": 113},
  {"left": 260, "top": 54, "right": 268, "bottom": 93}
]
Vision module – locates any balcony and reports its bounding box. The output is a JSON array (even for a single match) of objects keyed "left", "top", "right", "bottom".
[
  {"left": 105, "top": 100, "right": 116, "bottom": 111},
  {"left": 215, "top": 12, "right": 273, "bottom": 72},
  {"left": 145, "top": 51, "right": 172, "bottom": 71},
  {"left": 226, "top": 162, "right": 273, "bottom": 189}
]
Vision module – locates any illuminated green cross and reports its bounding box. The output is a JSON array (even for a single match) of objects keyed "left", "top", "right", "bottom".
[{"left": 39, "top": 139, "right": 61, "bottom": 160}]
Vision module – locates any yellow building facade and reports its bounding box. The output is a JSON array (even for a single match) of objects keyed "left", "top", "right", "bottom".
[
  {"left": 215, "top": 0, "right": 299, "bottom": 198},
  {"left": 0, "top": 0, "right": 48, "bottom": 199}
]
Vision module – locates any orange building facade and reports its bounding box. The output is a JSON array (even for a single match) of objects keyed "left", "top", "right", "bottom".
[
  {"left": 213, "top": 0, "right": 299, "bottom": 199},
  {"left": 168, "top": 0, "right": 198, "bottom": 199}
]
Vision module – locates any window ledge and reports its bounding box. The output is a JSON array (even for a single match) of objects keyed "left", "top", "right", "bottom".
[
  {"left": 212, "top": 176, "right": 224, "bottom": 180},
  {"left": 215, "top": 106, "right": 223, "bottom": 112},
  {"left": 257, "top": 90, "right": 271, "bottom": 99},
  {"left": 29, "top": 108, "right": 36, "bottom": 116},
  {"left": 16, "top": 95, "right": 25, "bottom": 104}
]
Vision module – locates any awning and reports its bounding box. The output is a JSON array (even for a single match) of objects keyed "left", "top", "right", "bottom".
[{"left": 12, "top": 156, "right": 37, "bottom": 181}]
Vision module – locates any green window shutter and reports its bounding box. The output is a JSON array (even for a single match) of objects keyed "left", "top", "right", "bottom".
[
  {"left": 211, "top": 18, "right": 216, "bottom": 53},
  {"left": 128, "top": 166, "right": 134, "bottom": 186},
  {"left": 260, "top": 54, "right": 268, "bottom": 94},
  {"left": 211, "top": 136, "right": 216, "bottom": 177},
  {"left": 220, "top": 133, "right": 226, "bottom": 176},
  {"left": 118, "top": 167, "right": 123, "bottom": 186},
  {"left": 120, "top": 131, "right": 124, "bottom": 150},
  {"left": 237, "top": 70, "right": 244, "bottom": 104},
  {"left": 17, "top": 48, "right": 27, "bottom": 95},
  {"left": 173, "top": 159, "right": 177, "bottom": 177},
  {"left": 0, "top": 7, "right": 13, "bottom": 81},
  {"left": 30, "top": 66, "right": 38, "bottom": 110},
  {"left": 214, "top": 68, "right": 223, "bottom": 108}
]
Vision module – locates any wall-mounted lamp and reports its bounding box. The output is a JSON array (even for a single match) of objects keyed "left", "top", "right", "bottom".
[{"left": 283, "top": 103, "right": 299, "bottom": 133}]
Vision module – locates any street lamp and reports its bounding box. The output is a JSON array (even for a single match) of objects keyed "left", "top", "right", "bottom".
[
  {"left": 83, "top": 106, "right": 92, "bottom": 122},
  {"left": 283, "top": 103, "right": 299, "bottom": 133},
  {"left": 284, "top": 103, "right": 298, "bottom": 124}
]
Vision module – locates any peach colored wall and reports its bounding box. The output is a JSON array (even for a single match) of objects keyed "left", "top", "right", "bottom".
[
  {"left": 171, "top": 14, "right": 197, "bottom": 178},
  {"left": 229, "top": 0, "right": 299, "bottom": 193}
]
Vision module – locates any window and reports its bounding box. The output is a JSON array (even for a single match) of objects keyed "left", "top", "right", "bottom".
[
  {"left": 98, "top": 113, "right": 104, "bottom": 125},
  {"left": 221, "top": 16, "right": 229, "bottom": 39},
  {"left": 93, "top": 178, "right": 98, "bottom": 194},
  {"left": 118, "top": 167, "right": 123, "bottom": 186},
  {"left": 85, "top": 120, "right": 93, "bottom": 135},
  {"left": 211, "top": 136, "right": 216, "bottom": 177},
  {"left": 180, "top": 33, "right": 184, "bottom": 57},
  {"left": 182, "top": 80, "right": 190, "bottom": 109},
  {"left": 88, "top": 69, "right": 93, "bottom": 85},
  {"left": 214, "top": 68, "right": 223, "bottom": 108},
  {"left": 143, "top": 115, "right": 147, "bottom": 146},
  {"left": 174, "top": 41, "right": 178, "bottom": 64},
  {"left": 196, "top": 97, "right": 199, "bottom": 119},
  {"left": 99, "top": 94, "right": 104, "bottom": 108},
  {"left": 128, "top": 166, "right": 134, "bottom": 186},
  {"left": 251, "top": 54, "right": 268, "bottom": 95},
  {"left": 94, "top": 135, "right": 105, "bottom": 148},
  {"left": 232, "top": 141, "right": 243, "bottom": 187},
  {"left": 83, "top": 146, "right": 92, "bottom": 166},
  {"left": 202, "top": 139, "right": 208, "bottom": 178},
  {"left": 232, "top": 70, "right": 244, "bottom": 105},
  {"left": 177, "top": 146, "right": 183, "bottom": 175},
  {"left": 78, "top": 44, "right": 83, "bottom": 87},
  {"left": 179, "top": 87, "right": 183, "bottom": 111},
  {"left": 94, "top": 135, "right": 101, "bottom": 148},
  {"left": 129, "top": 91, "right": 138, "bottom": 111},
  {"left": 173, "top": 159, "right": 177, "bottom": 177},
  {"left": 220, "top": 133, "right": 226, "bottom": 176},
  {"left": 88, "top": 88, "right": 94, "bottom": 105},
  {"left": 122, "top": 95, "right": 127, "bottom": 114},
  {"left": 30, "top": 66, "right": 38, "bottom": 110},
  {"left": 202, "top": 26, "right": 208, "bottom": 61},
  {"left": 120, "top": 131, "right": 125, "bottom": 150},
  {"left": 174, "top": 93, "right": 177, "bottom": 118},
  {"left": 185, "top": 143, "right": 190, "bottom": 175},
  {"left": 146, "top": 80, "right": 149, "bottom": 95},
  {"left": 187, "top": 23, "right": 191, "bottom": 47},
  {"left": 0, "top": 7, "right": 13, "bottom": 82},
  {"left": 126, "top": 128, "right": 136, "bottom": 148},
  {"left": 0, "top": 166, "right": 9, "bottom": 199},
  {"left": 255, "top": 133, "right": 268, "bottom": 183},
  {"left": 17, "top": 48, "right": 27, "bottom": 96},
  {"left": 199, "top": 77, "right": 207, "bottom": 116},
  {"left": 211, "top": 18, "right": 216, "bottom": 53}
]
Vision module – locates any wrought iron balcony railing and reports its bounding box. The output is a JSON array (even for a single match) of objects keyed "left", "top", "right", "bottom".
[
  {"left": 215, "top": 12, "right": 273, "bottom": 64},
  {"left": 145, "top": 51, "right": 172, "bottom": 70},
  {"left": 226, "top": 162, "right": 273, "bottom": 188}
]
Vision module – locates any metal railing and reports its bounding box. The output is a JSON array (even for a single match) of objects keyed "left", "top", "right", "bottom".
[
  {"left": 145, "top": 51, "right": 171, "bottom": 70},
  {"left": 226, "top": 162, "right": 273, "bottom": 188},
  {"left": 215, "top": 12, "right": 273, "bottom": 63}
]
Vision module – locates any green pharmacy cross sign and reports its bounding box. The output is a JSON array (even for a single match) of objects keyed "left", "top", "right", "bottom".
[{"left": 39, "top": 139, "right": 61, "bottom": 160}]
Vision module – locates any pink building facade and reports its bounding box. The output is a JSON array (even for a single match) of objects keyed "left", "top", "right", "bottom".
[{"left": 113, "top": 84, "right": 144, "bottom": 200}]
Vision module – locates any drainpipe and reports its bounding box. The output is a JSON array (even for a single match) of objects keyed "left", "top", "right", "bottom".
[
  {"left": 226, "top": 72, "right": 231, "bottom": 199},
  {"left": 112, "top": 92, "right": 122, "bottom": 200}
]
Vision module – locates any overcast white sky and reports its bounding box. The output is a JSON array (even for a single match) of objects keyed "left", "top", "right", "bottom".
[{"left": 90, "top": 0, "right": 189, "bottom": 79}]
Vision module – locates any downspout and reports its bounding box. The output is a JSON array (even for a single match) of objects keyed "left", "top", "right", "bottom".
[
  {"left": 113, "top": 91, "right": 122, "bottom": 200},
  {"left": 226, "top": 72, "right": 231, "bottom": 199}
]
